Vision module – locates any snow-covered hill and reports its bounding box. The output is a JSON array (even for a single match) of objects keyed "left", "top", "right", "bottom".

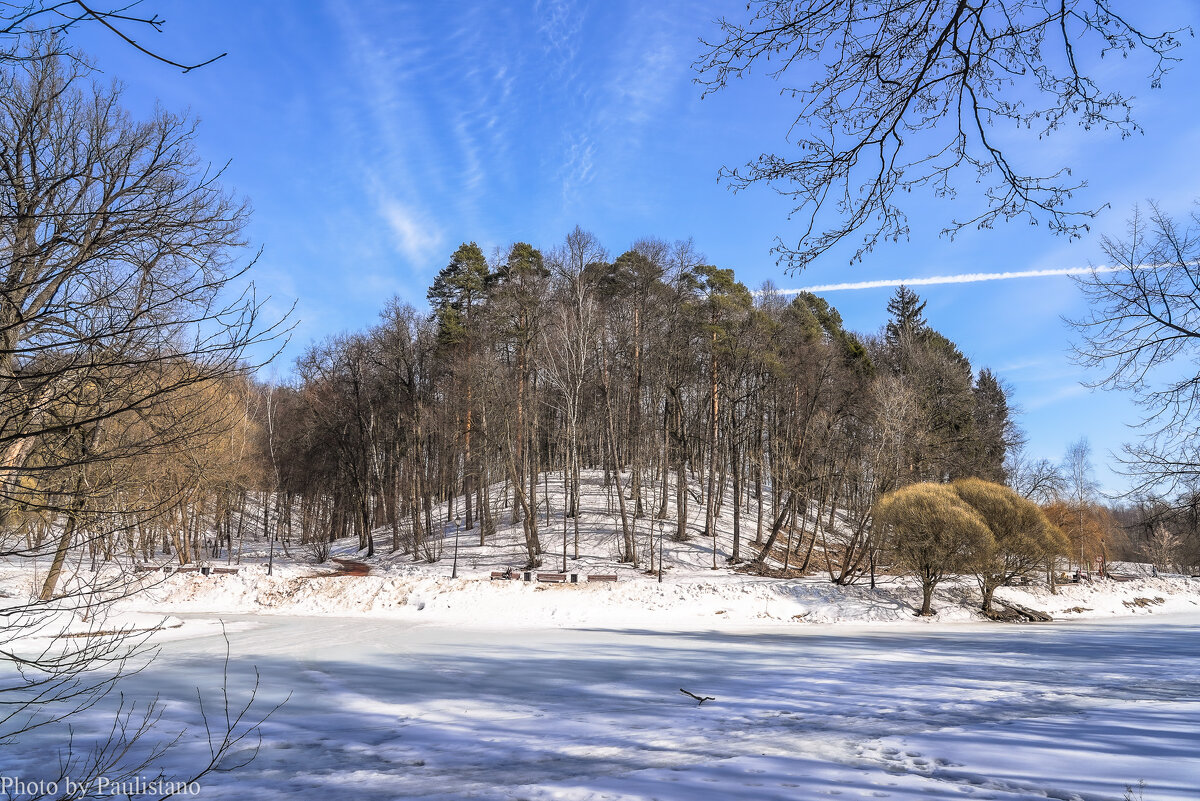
[{"left": 5, "top": 469, "right": 1197, "bottom": 630}]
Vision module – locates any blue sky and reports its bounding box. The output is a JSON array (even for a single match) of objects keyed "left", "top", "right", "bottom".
[{"left": 70, "top": 0, "right": 1200, "bottom": 494}]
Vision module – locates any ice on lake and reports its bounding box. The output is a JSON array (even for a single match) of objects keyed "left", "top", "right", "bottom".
[{"left": 6, "top": 614, "right": 1198, "bottom": 800}]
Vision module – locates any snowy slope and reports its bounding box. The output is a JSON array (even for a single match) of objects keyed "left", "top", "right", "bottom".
[{"left": 5, "top": 468, "right": 1198, "bottom": 631}]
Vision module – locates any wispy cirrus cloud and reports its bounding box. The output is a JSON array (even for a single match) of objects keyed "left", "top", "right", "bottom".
[
  {"left": 536, "top": 0, "right": 584, "bottom": 69},
  {"left": 545, "top": 1, "right": 692, "bottom": 207},
  {"left": 328, "top": 0, "right": 523, "bottom": 262},
  {"left": 1024, "top": 382, "right": 1090, "bottom": 410},
  {"left": 605, "top": 4, "right": 685, "bottom": 128},
  {"left": 377, "top": 196, "right": 442, "bottom": 265}
]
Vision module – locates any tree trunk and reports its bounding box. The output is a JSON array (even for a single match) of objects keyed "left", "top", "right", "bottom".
[
  {"left": 40, "top": 508, "right": 81, "bottom": 601},
  {"left": 981, "top": 583, "right": 996, "bottom": 613},
  {"left": 755, "top": 492, "right": 796, "bottom": 566},
  {"left": 705, "top": 332, "right": 719, "bottom": 568},
  {"left": 602, "top": 350, "right": 634, "bottom": 563},
  {"left": 730, "top": 436, "right": 742, "bottom": 562},
  {"left": 919, "top": 580, "right": 935, "bottom": 616},
  {"left": 657, "top": 397, "right": 670, "bottom": 519}
]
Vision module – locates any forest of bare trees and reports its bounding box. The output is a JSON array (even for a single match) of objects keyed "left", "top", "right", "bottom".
[
  {"left": 255, "top": 231, "right": 1019, "bottom": 580},
  {"left": 5, "top": 74, "right": 1194, "bottom": 606},
  {"left": 240, "top": 228, "right": 1198, "bottom": 582},
  {"left": 1, "top": 3, "right": 1192, "bottom": 615},
  {"left": 0, "top": 42, "right": 282, "bottom": 796}
]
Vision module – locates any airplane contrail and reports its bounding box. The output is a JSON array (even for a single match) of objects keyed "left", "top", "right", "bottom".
[{"left": 780, "top": 265, "right": 1129, "bottom": 293}]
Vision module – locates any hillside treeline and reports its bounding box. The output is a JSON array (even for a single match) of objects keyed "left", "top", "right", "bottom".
[
  {"left": 269, "top": 230, "right": 1017, "bottom": 578},
  {"left": 3, "top": 46, "right": 1195, "bottom": 591}
]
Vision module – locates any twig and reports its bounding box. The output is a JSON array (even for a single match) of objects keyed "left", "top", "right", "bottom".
[{"left": 679, "top": 688, "right": 715, "bottom": 706}]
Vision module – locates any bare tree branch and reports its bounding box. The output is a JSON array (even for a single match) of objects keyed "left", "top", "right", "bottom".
[{"left": 694, "top": 1, "right": 1192, "bottom": 271}]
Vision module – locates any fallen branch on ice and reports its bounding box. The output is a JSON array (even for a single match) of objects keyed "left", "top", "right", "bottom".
[{"left": 680, "top": 688, "right": 715, "bottom": 705}]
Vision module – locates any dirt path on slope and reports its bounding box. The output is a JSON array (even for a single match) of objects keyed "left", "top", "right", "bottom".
[{"left": 330, "top": 558, "right": 371, "bottom": 576}]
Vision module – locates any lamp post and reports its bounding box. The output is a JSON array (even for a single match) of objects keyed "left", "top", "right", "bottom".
[
  {"left": 451, "top": 516, "right": 461, "bottom": 579},
  {"left": 657, "top": 519, "right": 664, "bottom": 584}
]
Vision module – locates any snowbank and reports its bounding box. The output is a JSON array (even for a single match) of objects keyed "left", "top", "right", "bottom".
[{"left": 109, "top": 561, "right": 1200, "bottom": 631}]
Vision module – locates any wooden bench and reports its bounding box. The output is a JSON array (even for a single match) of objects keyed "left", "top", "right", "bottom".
[
  {"left": 490, "top": 570, "right": 521, "bottom": 581},
  {"left": 149, "top": 565, "right": 236, "bottom": 576},
  {"left": 587, "top": 574, "right": 618, "bottom": 582},
  {"left": 537, "top": 572, "right": 568, "bottom": 583}
]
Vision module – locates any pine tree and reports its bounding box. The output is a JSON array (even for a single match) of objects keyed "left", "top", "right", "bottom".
[
  {"left": 786, "top": 292, "right": 872, "bottom": 369},
  {"left": 970, "top": 369, "right": 1013, "bottom": 483},
  {"left": 691, "top": 265, "right": 752, "bottom": 566},
  {"left": 884, "top": 285, "right": 927, "bottom": 350},
  {"left": 427, "top": 242, "right": 489, "bottom": 530},
  {"left": 489, "top": 242, "right": 548, "bottom": 552},
  {"left": 428, "top": 242, "right": 489, "bottom": 347}
]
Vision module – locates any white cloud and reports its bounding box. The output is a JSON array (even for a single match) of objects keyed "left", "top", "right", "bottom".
[
  {"left": 783, "top": 265, "right": 1139, "bottom": 293},
  {"left": 606, "top": 7, "right": 682, "bottom": 127},
  {"left": 559, "top": 132, "right": 596, "bottom": 199},
  {"left": 1025, "top": 383, "right": 1090, "bottom": 410},
  {"left": 378, "top": 197, "right": 441, "bottom": 265},
  {"left": 536, "top": 0, "right": 583, "bottom": 67}
]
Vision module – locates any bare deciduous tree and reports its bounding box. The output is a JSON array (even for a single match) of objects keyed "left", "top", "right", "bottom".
[
  {"left": 1, "top": 1, "right": 226, "bottom": 70},
  {"left": 1071, "top": 202, "right": 1200, "bottom": 496},
  {"left": 1006, "top": 443, "right": 1067, "bottom": 504},
  {"left": 1, "top": 43, "right": 284, "bottom": 794},
  {"left": 694, "top": 1, "right": 1190, "bottom": 269},
  {"left": 0, "top": 46, "right": 283, "bottom": 536},
  {"left": 1143, "top": 524, "right": 1181, "bottom": 572}
]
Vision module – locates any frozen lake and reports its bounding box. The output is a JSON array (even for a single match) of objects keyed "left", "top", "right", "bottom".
[{"left": 9, "top": 614, "right": 1200, "bottom": 800}]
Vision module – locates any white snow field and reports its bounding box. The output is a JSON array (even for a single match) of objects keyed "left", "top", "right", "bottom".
[
  {"left": 6, "top": 470, "right": 1200, "bottom": 799},
  {"left": 57, "top": 466, "right": 1200, "bottom": 630},
  {"left": 5, "top": 612, "right": 1200, "bottom": 801}
]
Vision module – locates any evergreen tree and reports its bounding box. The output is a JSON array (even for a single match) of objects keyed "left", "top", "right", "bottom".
[
  {"left": 426, "top": 241, "right": 489, "bottom": 530},
  {"left": 492, "top": 241, "right": 548, "bottom": 285},
  {"left": 428, "top": 242, "right": 489, "bottom": 346},
  {"left": 913, "top": 329, "right": 976, "bottom": 480},
  {"left": 884, "top": 285, "right": 927, "bottom": 350},
  {"left": 970, "top": 369, "right": 1014, "bottom": 483},
  {"left": 786, "top": 292, "right": 872, "bottom": 370},
  {"left": 488, "top": 241, "right": 548, "bottom": 549},
  {"left": 691, "top": 265, "right": 752, "bottom": 563}
]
